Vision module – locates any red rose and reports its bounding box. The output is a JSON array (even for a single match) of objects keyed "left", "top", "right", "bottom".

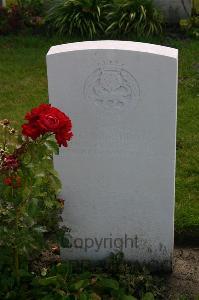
[
  {"left": 55, "top": 127, "right": 73, "bottom": 147},
  {"left": 22, "top": 103, "right": 73, "bottom": 147},
  {"left": 25, "top": 104, "right": 50, "bottom": 123},
  {"left": 36, "top": 107, "right": 64, "bottom": 132},
  {"left": 3, "top": 177, "right": 12, "bottom": 186},
  {"left": 38, "top": 114, "right": 60, "bottom": 132},
  {"left": 22, "top": 124, "right": 41, "bottom": 140},
  {"left": 3, "top": 155, "right": 19, "bottom": 170},
  {"left": 3, "top": 176, "right": 21, "bottom": 188}
]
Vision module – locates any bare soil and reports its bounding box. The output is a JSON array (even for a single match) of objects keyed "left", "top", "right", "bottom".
[{"left": 165, "top": 247, "right": 199, "bottom": 300}]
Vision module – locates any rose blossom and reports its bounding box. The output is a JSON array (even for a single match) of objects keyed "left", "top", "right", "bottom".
[{"left": 22, "top": 104, "right": 73, "bottom": 147}]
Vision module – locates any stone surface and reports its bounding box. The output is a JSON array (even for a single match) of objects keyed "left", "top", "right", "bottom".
[
  {"left": 47, "top": 40, "right": 178, "bottom": 270},
  {"left": 154, "top": 0, "right": 192, "bottom": 22},
  {"left": 0, "top": 0, "right": 6, "bottom": 7}
]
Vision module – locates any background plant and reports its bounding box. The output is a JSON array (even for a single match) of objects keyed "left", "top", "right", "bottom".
[
  {"left": 106, "top": 0, "right": 164, "bottom": 37},
  {"left": 179, "top": 0, "right": 199, "bottom": 39},
  {"left": 16, "top": 0, "right": 45, "bottom": 31},
  {"left": 0, "top": 0, "right": 45, "bottom": 35},
  {"left": 0, "top": 6, "right": 10, "bottom": 34},
  {"left": 45, "top": 0, "right": 110, "bottom": 39},
  {"left": 0, "top": 252, "right": 164, "bottom": 299},
  {"left": 16, "top": 0, "right": 45, "bottom": 16},
  {"left": 31, "top": 259, "right": 159, "bottom": 300},
  {"left": 2, "top": 0, "right": 165, "bottom": 38},
  {"left": 0, "top": 5, "right": 25, "bottom": 34}
]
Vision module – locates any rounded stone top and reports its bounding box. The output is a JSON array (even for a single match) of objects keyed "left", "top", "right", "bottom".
[{"left": 47, "top": 40, "right": 178, "bottom": 60}]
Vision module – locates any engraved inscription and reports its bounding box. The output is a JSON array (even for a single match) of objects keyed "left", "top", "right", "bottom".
[{"left": 84, "top": 63, "right": 140, "bottom": 109}]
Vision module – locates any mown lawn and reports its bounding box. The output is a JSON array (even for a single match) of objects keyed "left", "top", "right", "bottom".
[{"left": 0, "top": 34, "right": 198, "bottom": 242}]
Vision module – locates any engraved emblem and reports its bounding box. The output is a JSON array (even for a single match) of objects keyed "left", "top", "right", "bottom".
[{"left": 84, "top": 63, "right": 140, "bottom": 109}]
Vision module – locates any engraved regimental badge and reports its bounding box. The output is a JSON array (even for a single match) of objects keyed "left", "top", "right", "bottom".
[{"left": 84, "top": 62, "right": 140, "bottom": 109}]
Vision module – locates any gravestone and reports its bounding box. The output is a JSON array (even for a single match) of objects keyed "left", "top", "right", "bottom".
[
  {"left": 154, "top": 0, "right": 192, "bottom": 22},
  {"left": 47, "top": 41, "right": 178, "bottom": 271},
  {"left": 0, "top": 0, "right": 6, "bottom": 7}
]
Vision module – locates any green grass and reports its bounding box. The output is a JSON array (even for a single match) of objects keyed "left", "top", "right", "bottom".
[{"left": 0, "top": 34, "right": 198, "bottom": 241}]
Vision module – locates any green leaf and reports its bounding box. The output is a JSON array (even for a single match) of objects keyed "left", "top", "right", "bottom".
[
  {"left": 33, "top": 276, "right": 58, "bottom": 286},
  {"left": 49, "top": 172, "right": 62, "bottom": 193},
  {"left": 44, "top": 139, "right": 59, "bottom": 155},
  {"left": 70, "top": 279, "right": 90, "bottom": 291},
  {"left": 56, "top": 262, "right": 72, "bottom": 276},
  {"left": 79, "top": 293, "right": 89, "bottom": 300},
  {"left": 121, "top": 296, "right": 137, "bottom": 300},
  {"left": 98, "top": 277, "right": 119, "bottom": 290},
  {"left": 33, "top": 225, "right": 47, "bottom": 233},
  {"left": 28, "top": 198, "right": 39, "bottom": 216},
  {"left": 141, "top": 292, "right": 155, "bottom": 300}
]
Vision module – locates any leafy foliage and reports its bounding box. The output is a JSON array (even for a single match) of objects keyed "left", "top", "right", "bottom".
[
  {"left": 0, "top": 113, "right": 71, "bottom": 285},
  {"left": 106, "top": 0, "right": 164, "bottom": 37},
  {"left": 2, "top": 0, "right": 164, "bottom": 37},
  {"left": 16, "top": 0, "right": 45, "bottom": 31},
  {"left": 0, "top": 5, "right": 25, "bottom": 34},
  {"left": 46, "top": 0, "right": 109, "bottom": 39},
  {"left": 106, "top": 253, "right": 164, "bottom": 299},
  {"left": 0, "top": 0, "right": 45, "bottom": 35},
  {"left": 0, "top": 6, "right": 9, "bottom": 34},
  {"left": 45, "top": 0, "right": 163, "bottom": 38},
  {"left": 0, "top": 253, "right": 164, "bottom": 299},
  {"left": 179, "top": 16, "right": 199, "bottom": 39},
  {"left": 17, "top": 0, "right": 45, "bottom": 16}
]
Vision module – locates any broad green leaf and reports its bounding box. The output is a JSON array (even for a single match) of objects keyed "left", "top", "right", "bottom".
[
  {"left": 70, "top": 279, "right": 90, "bottom": 291},
  {"left": 49, "top": 175, "right": 62, "bottom": 194},
  {"left": 141, "top": 292, "right": 155, "bottom": 300},
  {"left": 98, "top": 277, "right": 119, "bottom": 290},
  {"left": 28, "top": 198, "right": 39, "bottom": 216},
  {"left": 121, "top": 296, "right": 137, "bottom": 300},
  {"left": 79, "top": 293, "right": 89, "bottom": 300},
  {"left": 44, "top": 139, "right": 59, "bottom": 155},
  {"left": 33, "top": 276, "right": 58, "bottom": 286},
  {"left": 33, "top": 226, "right": 47, "bottom": 233},
  {"left": 91, "top": 293, "right": 101, "bottom": 300}
]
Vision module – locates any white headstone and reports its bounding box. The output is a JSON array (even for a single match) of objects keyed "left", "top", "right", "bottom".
[{"left": 47, "top": 41, "right": 178, "bottom": 271}]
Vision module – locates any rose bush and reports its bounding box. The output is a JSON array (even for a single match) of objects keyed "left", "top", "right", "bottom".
[{"left": 0, "top": 103, "right": 73, "bottom": 285}]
